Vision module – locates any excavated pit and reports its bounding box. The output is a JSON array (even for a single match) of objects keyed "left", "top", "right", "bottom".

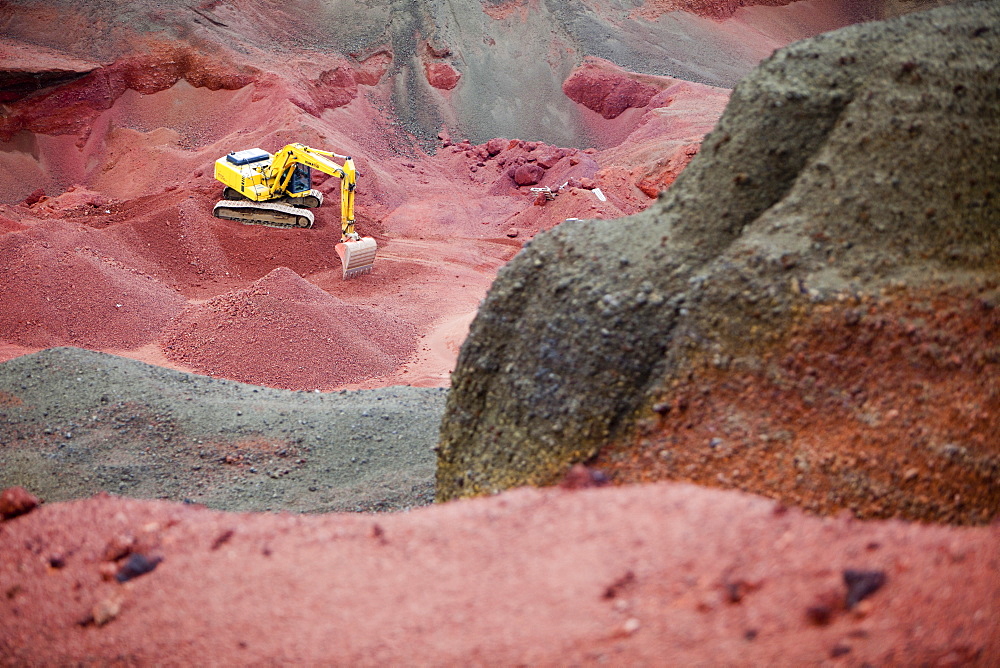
[{"left": 2, "top": 1, "right": 995, "bottom": 663}]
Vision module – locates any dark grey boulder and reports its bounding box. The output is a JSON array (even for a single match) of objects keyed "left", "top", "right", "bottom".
[{"left": 437, "top": 1, "right": 999, "bottom": 505}]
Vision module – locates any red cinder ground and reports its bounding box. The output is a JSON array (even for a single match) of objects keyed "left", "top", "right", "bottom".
[
  {"left": 1, "top": 484, "right": 997, "bottom": 665},
  {"left": 0, "top": 0, "right": 848, "bottom": 390}
]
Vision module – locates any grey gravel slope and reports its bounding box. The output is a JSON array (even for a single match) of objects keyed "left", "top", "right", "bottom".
[{"left": 0, "top": 348, "right": 445, "bottom": 512}]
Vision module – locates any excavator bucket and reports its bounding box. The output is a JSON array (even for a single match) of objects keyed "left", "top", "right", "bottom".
[{"left": 335, "top": 237, "right": 378, "bottom": 279}]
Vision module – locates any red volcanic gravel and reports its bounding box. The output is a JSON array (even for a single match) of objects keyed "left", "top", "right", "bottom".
[
  {"left": 0, "top": 224, "right": 186, "bottom": 349},
  {"left": 160, "top": 267, "right": 417, "bottom": 389},
  {"left": 1, "top": 484, "right": 997, "bottom": 665},
  {"left": 0, "top": 1, "right": 883, "bottom": 389}
]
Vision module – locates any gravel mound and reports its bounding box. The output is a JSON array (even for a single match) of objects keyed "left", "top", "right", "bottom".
[
  {"left": 161, "top": 267, "right": 418, "bottom": 390},
  {"left": 0, "top": 347, "right": 444, "bottom": 512},
  {"left": 0, "top": 229, "right": 186, "bottom": 349}
]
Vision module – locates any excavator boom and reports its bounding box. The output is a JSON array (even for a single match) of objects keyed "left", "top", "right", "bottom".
[{"left": 212, "top": 143, "right": 376, "bottom": 278}]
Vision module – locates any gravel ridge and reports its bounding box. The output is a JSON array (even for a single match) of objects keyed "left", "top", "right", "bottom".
[{"left": 0, "top": 347, "right": 444, "bottom": 513}]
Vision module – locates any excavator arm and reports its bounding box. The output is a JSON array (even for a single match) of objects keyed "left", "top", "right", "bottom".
[{"left": 268, "top": 144, "right": 359, "bottom": 241}]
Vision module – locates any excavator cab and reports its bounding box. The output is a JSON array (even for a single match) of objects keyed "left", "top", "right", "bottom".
[{"left": 288, "top": 164, "right": 311, "bottom": 194}]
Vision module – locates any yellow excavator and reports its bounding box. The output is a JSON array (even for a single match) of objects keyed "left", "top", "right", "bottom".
[{"left": 212, "top": 143, "right": 377, "bottom": 279}]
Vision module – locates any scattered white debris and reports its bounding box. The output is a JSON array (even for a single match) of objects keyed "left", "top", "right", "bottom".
[{"left": 530, "top": 186, "right": 556, "bottom": 200}]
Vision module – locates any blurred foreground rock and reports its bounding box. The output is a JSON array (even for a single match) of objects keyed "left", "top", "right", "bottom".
[{"left": 437, "top": 1, "right": 1000, "bottom": 524}]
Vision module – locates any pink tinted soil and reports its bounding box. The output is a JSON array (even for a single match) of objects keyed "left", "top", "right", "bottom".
[
  {"left": 0, "top": 2, "right": 994, "bottom": 665},
  {"left": 1, "top": 484, "right": 996, "bottom": 664},
  {"left": 161, "top": 267, "right": 417, "bottom": 390},
  {"left": 0, "top": 0, "right": 787, "bottom": 391}
]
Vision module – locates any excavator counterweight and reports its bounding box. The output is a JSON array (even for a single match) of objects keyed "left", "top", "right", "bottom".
[{"left": 212, "top": 143, "right": 377, "bottom": 278}]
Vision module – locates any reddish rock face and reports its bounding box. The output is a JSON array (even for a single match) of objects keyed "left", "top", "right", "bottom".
[
  {"left": 563, "top": 60, "right": 659, "bottom": 119},
  {"left": 298, "top": 66, "right": 358, "bottom": 114},
  {"left": 353, "top": 50, "right": 392, "bottom": 86},
  {"left": 535, "top": 149, "right": 564, "bottom": 169},
  {"left": 0, "top": 43, "right": 256, "bottom": 140},
  {"left": 0, "top": 486, "right": 40, "bottom": 520},
  {"left": 486, "top": 137, "right": 508, "bottom": 156},
  {"left": 635, "top": 0, "right": 794, "bottom": 21},
  {"left": 566, "top": 176, "right": 597, "bottom": 190},
  {"left": 513, "top": 163, "right": 545, "bottom": 186},
  {"left": 425, "top": 62, "right": 461, "bottom": 90}
]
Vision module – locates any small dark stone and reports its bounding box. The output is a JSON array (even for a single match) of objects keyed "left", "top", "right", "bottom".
[
  {"left": 831, "top": 644, "right": 852, "bottom": 658},
  {"left": 744, "top": 629, "right": 759, "bottom": 641},
  {"left": 843, "top": 569, "right": 887, "bottom": 609},
  {"left": 560, "top": 464, "right": 611, "bottom": 489},
  {"left": 806, "top": 604, "right": 833, "bottom": 626},
  {"left": 115, "top": 553, "right": 162, "bottom": 583},
  {"left": 652, "top": 401, "right": 671, "bottom": 415},
  {"left": 211, "top": 529, "right": 235, "bottom": 550},
  {"left": 602, "top": 570, "right": 636, "bottom": 599},
  {"left": 370, "top": 523, "right": 388, "bottom": 545},
  {"left": 725, "top": 580, "right": 756, "bottom": 603},
  {"left": 48, "top": 554, "right": 66, "bottom": 569}
]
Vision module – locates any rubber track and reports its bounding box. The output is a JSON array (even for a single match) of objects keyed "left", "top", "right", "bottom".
[{"left": 213, "top": 200, "right": 315, "bottom": 229}]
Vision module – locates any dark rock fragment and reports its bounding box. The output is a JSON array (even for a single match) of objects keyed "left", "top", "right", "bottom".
[
  {"left": 830, "top": 644, "right": 852, "bottom": 657},
  {"left": 602, "top": 570, "right": 636, "bottom": 599},
  {"left": 843, "top": 569, "right": 886, "bottom": 609},
  {"left": 806, "top": 603, "right": 834, "bottom": 626},
  {"left": 211, "top": 529, "right": 235, "bottom": 550},
  {"left": 115, "top": 553, "right": 162, "bottom": 583}
]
